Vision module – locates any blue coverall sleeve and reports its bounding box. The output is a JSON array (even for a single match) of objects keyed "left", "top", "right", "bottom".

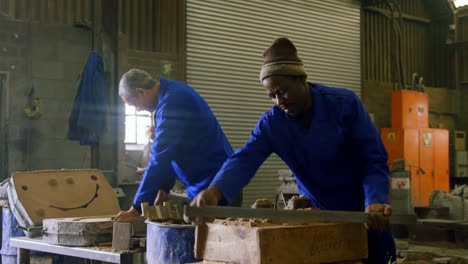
[
  {"left": 210, "top": 114, "right": 274, "bottom": 203},
  {"left": 348, "top": 94, "right": 390, "bottom": 207},
  {"left": 132, "top": 94, "right": 190, "bottom": 211}
]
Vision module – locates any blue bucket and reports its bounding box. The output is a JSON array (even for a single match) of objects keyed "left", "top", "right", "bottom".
[
  {"left": 2, "top": 254, "right": 17, "bottom": 264},
  {"left": 1, "top": 207, "right": 25, "bottom": 257},
  {"left": 146, "top": 221, "right": 200, "bottom": 264}
]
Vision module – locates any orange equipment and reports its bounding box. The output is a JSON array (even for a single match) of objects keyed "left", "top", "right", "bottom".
[
  {"left": 391, "top": 90, "right": 428, "bottom": 128},
  {"left": 381, "top": 78, "right": 449, "bottom": 208},
  {"left": 381, "top": 128, "right": 449, "bottom": 207}
]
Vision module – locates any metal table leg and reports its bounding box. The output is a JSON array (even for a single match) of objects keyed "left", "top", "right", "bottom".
[
  {"left": 17, "top": 247, "right": 30, "bottom": 264},
  {"left": 120, "top": 253, "right": 133, "bottom": 264}
]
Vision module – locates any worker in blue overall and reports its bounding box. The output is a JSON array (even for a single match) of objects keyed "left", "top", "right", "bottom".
[
  {"left": 115, "top": 69, "right": 240, "bottom": 221},
  {"left": 192, "top": 38, "right": 396, "bottom": 263}
]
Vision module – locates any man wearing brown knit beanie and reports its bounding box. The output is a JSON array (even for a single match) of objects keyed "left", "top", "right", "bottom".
[{"left": 192, "top": 38, "right": 396, "bottom": 263}]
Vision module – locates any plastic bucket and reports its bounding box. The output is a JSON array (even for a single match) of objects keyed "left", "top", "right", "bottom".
[
  {"left": 1, "top": 207, "right": 25, "bottom": 261},
  {"left": 146, "top": 221, "right": 200, "bottom": 264}
]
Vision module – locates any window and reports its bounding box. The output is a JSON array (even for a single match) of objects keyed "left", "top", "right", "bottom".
[
  {"left": 453, "top": 0, "right": 468, "bottom": 8},
  {"left": 124, "top": 105, "right": 152, "bottom": 145}
]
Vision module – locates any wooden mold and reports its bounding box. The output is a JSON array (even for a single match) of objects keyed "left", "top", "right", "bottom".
[{"left": 198, "top": 220, "right": 368, "bottom": 264}]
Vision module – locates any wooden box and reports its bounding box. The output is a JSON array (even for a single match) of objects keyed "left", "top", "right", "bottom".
[{"left": 198, "top": 221, "right": 368, "bottom": 264}]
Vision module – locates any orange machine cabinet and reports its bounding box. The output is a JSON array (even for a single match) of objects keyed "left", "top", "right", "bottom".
[
  {"left": 418, "top": 129, "right": 435, "bottom": 206},
  {"left": 431, "top": 129, "right": 449, "bottom": 192},
  {"left": 391, "top": 90, "right": 428, "bottom": 128},
  {"left": 381, "top": 128, "right": 420, "bottom": 206},
  {"left": 418, "top": 128, "right": 449, "bottom": 205},
  {"left": 382, "top": 128, "right": 450, "bottom": 207}
]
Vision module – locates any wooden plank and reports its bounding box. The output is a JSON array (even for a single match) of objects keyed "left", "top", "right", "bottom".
[
  {"left": 200, "top": 222, "right": 367, "bottom": 264},
  {"left": 258, "top": 224, "right": 367, "bottom": 263},
  {"left": 195, "top": 222, "right": 208, "bottom": 259}
]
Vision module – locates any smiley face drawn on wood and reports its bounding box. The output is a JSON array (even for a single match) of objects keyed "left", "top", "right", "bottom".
[{"left": 11, "top": 169, "right": 121, "bottom": 225}]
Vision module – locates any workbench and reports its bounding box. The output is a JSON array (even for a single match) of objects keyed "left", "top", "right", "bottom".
[{"left": 10, "top": 236, "right": 145, "bottom": 264}]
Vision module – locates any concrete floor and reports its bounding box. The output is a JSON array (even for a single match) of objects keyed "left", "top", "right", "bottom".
[{"left": 396, "top": 239, "right": 468, "bottom": 263}]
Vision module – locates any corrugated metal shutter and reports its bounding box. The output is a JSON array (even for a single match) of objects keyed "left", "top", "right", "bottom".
[{"left": 186, "top": 0, "right": 361, "bottom": 207}]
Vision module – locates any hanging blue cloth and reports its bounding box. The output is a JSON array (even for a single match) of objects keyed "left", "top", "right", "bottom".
[{"left": 68, "top": 52, "right": 107, "bottom": 145}]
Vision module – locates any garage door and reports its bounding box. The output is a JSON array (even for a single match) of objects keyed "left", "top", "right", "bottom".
[{"left": 186, "top": 0, "right": 361, "bottom": 207}]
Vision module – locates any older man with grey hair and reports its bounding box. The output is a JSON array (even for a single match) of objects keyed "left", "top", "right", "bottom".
[{"left": 115, "top": 69, "right": 238, "bottom": 220}]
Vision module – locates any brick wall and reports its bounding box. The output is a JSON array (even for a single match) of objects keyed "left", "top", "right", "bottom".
[
  {"left": 0, "top": 20, "right": 118, "bottom": 180},
  {"left": 0, "top": 21, "right": 30, "bottom": 178}
]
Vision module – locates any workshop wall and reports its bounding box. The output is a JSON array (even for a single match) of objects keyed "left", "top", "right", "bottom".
[
  {"left": 361, "top": 1, "right": 458, "bottom": 132},
  {"left": 362, "top": 0, "right": 453, "bottom": 87},
  {"left": 362, "top": 80, "right": 459, "bottom": 132},
  {"left": 362, "top": 3, "right": 468, "bottom": 142},
  {"left": 457, "top": 8, "right": 468, "bottom": 134},
  {"left": 0, "top": 19, "right": 113, "bottom": 179},
  {"left": 0, "top": 20, "right": 30, "bottom": 179},
  {"left": 0, "top": 0, "right": 183, "bottom": 54}
]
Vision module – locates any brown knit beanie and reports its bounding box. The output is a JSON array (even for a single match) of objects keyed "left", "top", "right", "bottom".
[{"left": 259, "top": 38, "right": 307, "bottom": 81}]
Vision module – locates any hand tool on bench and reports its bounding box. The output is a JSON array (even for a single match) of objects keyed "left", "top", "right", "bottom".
[{"left": 183, "top": 205, "right": 417, "bottom": 225}]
